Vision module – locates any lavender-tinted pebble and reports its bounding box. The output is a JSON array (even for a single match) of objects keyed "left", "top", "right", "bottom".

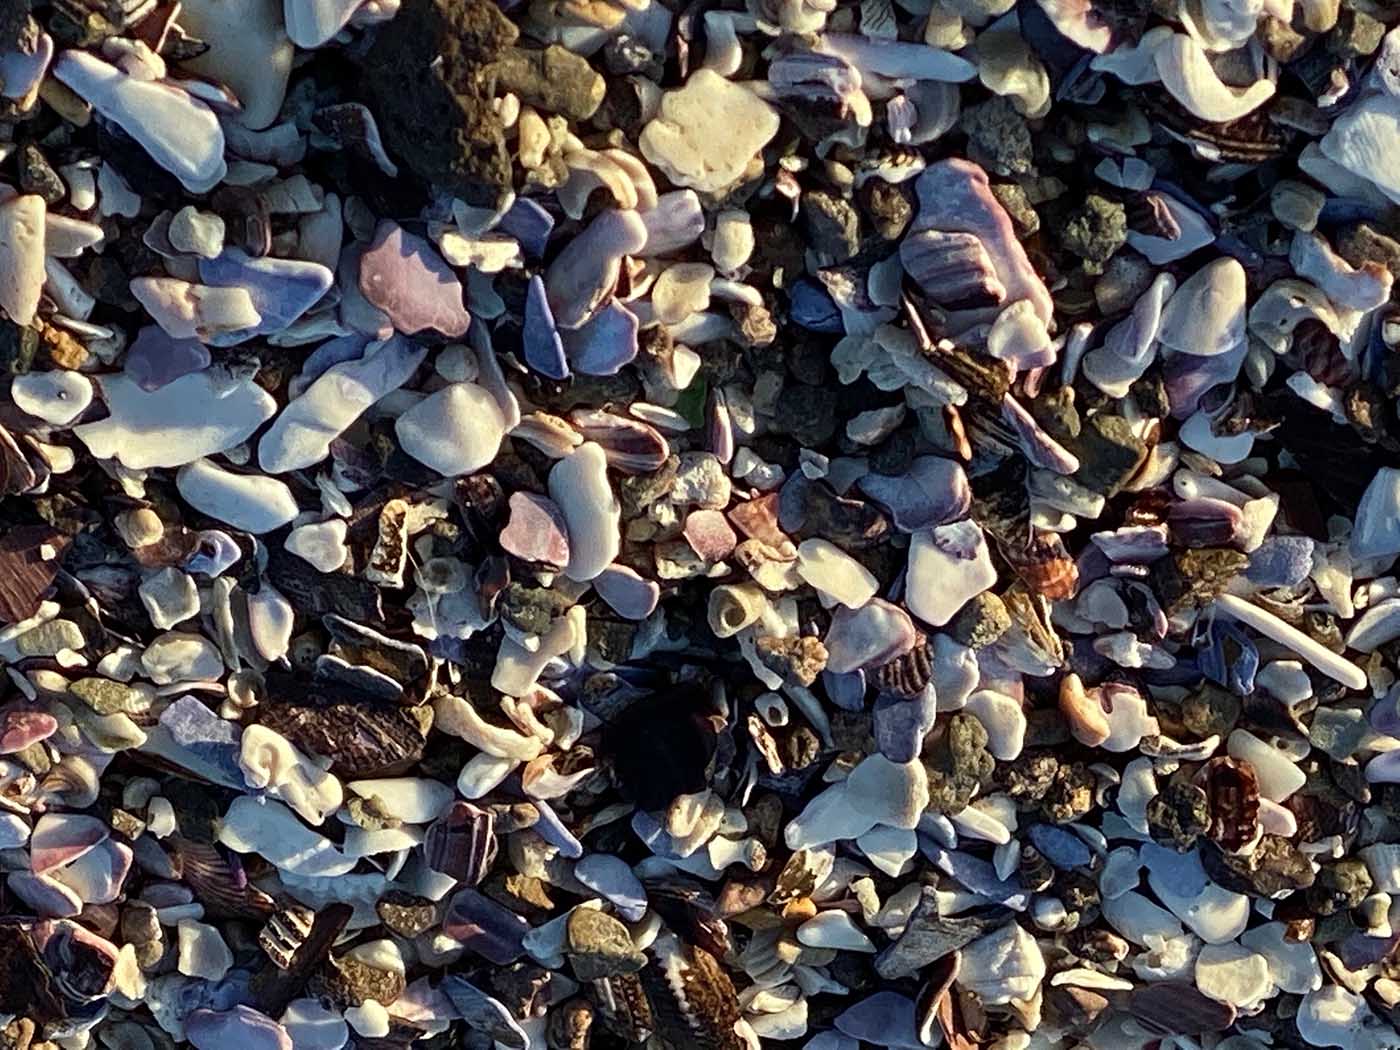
[
  {"left": 442, "top": 889, "right": 530, "bottom": 963},
  {"left": 0, "top": 708, "right": 59, "bottom": 754},
  {"left": 359, "top": 220, "right": 472, "bottom": 338},
  {"left": 638, "top": 190, "right": 705, "bottom": 256},
  {"left": 500, "top": 492, "right": 571, "bottom": 567},
  {"left": 873, "top": 689, "right": 937, "bottom": 763},
  {"left": 186, "top": 1007, "right": 293, "bottom": 1050},
  {"left": 523, "top": 274, "right": 570, "bottom": 380},
  {"left": 859, "top": 457, "right": 972, "bottom": 532},
  {"left": 160, "top": 695, "right": 243, "bottom": 778},
  {"left": 575, "top": 853, "right": 648, "bottom": 921},
  {"left": 498, "top": 196, "right": 555, "bottom": 259},
  {"left": 124, "top": 325, "right": 211, "bottom": 391},
  {"left": 925, "top": 846, "right": 1029, "bottom": 910},
  {"left": 1245, "top": 536, "right": 1315, "bottom": 587},
  {"left": 198, "top": 248, "right": 334, "bottom": 343},
  {"left": 593, "top": 564, "right": 660, "bottom": 620},
  {"left": 835, "top": 992, "right": 925, "bottom": 1050},
  {"left": 562, "top": 301, "right": 640, "bottom": 376},
  {"left": 530, "top": 797, "right": 584, "bottom": 858}
]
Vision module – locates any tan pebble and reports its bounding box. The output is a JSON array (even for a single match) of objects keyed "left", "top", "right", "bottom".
[
  {"left": 782, "top": 897, "right": 818, "bottom": 923},
  {"left": 1060, "top": 672, "right": 1110, "bottom": 747},
  {"left": 115, "top": 508, "right": 165, "bottom": 549}
]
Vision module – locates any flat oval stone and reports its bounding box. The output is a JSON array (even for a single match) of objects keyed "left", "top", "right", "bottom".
[
  {"left": 906, "top": 521, "right": 997, "bottom": 627},
  {"left": 176, "top": 459, "right": 300, "bottom": 534},
  {"left": 178, "top": 0, "right": 293, "bottom": 129},
  {"left": 395, "top": 382, "right": 507, "bottom": 477},
  {"left": 53, "top": 50, "right": 227, "bottom": 192},
  {"left": 548, "top": 442, "right": 621, "bottom": 583},
  {"left": 0, "top": 193, "right": 45, "bottom": 327},
  {"left": 260, "top": 336, "right": 427, "bottom": 473},
  {"left": 12, "top": 369, "right": 92, "bottom": 426},
  {"left": 592, "top": 564, "right": 659, "bottom": 620},
  {"left": 574, "top": 854, "right": 647, "bottom": 921},
  {"left": 75, "top": 370, "right": 277, "bottom": 470},
  {"left": 859, "top": 457, "right": 971, "bottom": 532},
  {"left": 186, "top": 1007, "right": 293, "bottom": 1050}
]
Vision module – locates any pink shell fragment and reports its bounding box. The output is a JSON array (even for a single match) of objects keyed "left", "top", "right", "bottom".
[
  {"left": 684, "top": 509, "right": 738, "bottom": 561},
  {"left": 500, "top": 492, "right": 571, "bottom": 567},
  {"left": 593, "top": 564, "right": 661, "bottom": 620},
  {"left": 30, "top": 812, "right": 109, "bottom": 875},
  {"left": 0, "top": 707, "right": 58, "bottom": 754},
  {"left": 359, "top": 220, "right": 472, "bottom": 337}
]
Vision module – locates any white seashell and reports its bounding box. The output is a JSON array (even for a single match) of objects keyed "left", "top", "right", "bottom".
[
  {"left": 708, "top": 583, "right": 771, "bottom": 639},
  {"left": 218, "top": 795, "right": 357, "bottom": 876},
  {"left": 0, "top": 194, "right": 46, "bottom": 327},
  {"left": 1226, "top": 729, "right": 1306, "bottom": 801},
  {"left": 347, "top": 778, "right": 453, "bottom": 824},
  {"left": 1290, "top": 231, "right": 1394, "bottom": 312},
  {"left": 261, "top": 336, "right": 428, "bottom": 473},
  {"left": 1153, "top": 33, "right": 1276, "bottom": 123},
  {"left": 434, "top": 693, "right": 545, "bottom": 762},
  {"left": 905, "top": 522, "right": 996, "bottom": 627},
  {"left": 457, "top": 752, "right": 518, "bottom": 800},
  {"left": 176, "top": 459, "right": 300, "bottom": 534},
  {"left": 53, "top": 50, "right": 227, "bottom": 192},
  {"left": 75, "top": 370, "right": 277, "bottom": 470},
  {"left": 177, "top": 919, "right": 234, "bottom": 981},
  {"left": 492, "top": 611, "right": 580, "bottom": 696},
  {"left": 1101, "top": 890, "right": 1184, "bottom": 947},
  {"left": 958, "top": 922, "right": 1045, "bottom": 1006},
  {"left": 639, "top": 69, "right": 781, "bottom": 194},
  {"left": 963, "top": 689, "right": 1026, "bottom": 761},
  {"left": 141, "top": 630, "right": 224, "bottom": 684},
  {"left": 1319, "top": 94, "right": 1400, "bottom": 207},
  {"left": 281, "top": 999, "right": 350, "bottom": 1050},
  {"left": 285, "top": 520, "right": 349, "bottom": 572},
  {"left": 796, "top": 539, "right": 878, "bottom": 610},
  {"left": 239, "top": 723, "right": 344, "bottom": 825},
  {"left": 1297, "top": 986, "right": 1396, "bottom": 1050},
  {"left": 1142, "top": 844, "right": 1249, "bottom": 944},
  {"left": 652, "top": 262, "right": 714, "bottom": 325},
  {"left": 797, "top": 910, "right": 875, "bottom": 953},
  {"left": 1352, "top": 467, "right": 1400, "bottom": 561},
  {"left": 854, "top": 825, "right": 918, "bottom": 877},
  {"left": 1158, "top": 257, "right": 1247, "bottom": 358},
  {"left": 845, "top": 755, "right": 929, "bottom": 830},
  {"left": 548, "top": 443, "right": 621, "bottom": 583},
  {"left": 247, "top": 583, "right": 295, "bottom": 662},
  {"left": 712, "top": 209, "right": 755, "bottom": 273},
  {"left": 12, "top": 369, "right": 91, "bottom": 427},
  {"left": 949, "top": 804, "right": 1011, "bottom": 845},
  {"left": 395, "top": 381, "right": 508, "bottom": 477}
]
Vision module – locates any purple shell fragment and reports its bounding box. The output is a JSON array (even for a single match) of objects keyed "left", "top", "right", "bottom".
[
  {"left": 523, "top": 274, "right": 570, "bottom": 380},
  {"left": 359, "top": 220, "right": 472, "bottom": 337},
  {"left": 197, "top": 248, "right": 334, "bottom": 344},
  {"left": 500, "top": 491, "right": 570, "bottom": 567},
  {"left": 561, "top": 301, "right": 639, "bottom": 376},
  {"left": 498, "top": 197, "right": 555, "bottom": 259},
  {"left": 123, "top": 325, "right": 212, "bottom": 391},
  {"left": 859, "top": 457, "right": 971, "bottom": 532},
  {"left": 638, "top": 190, "right": 705, "bottom": 256},
  {"left": 442, "top": 888, "right": 530, "bottom": 963}
]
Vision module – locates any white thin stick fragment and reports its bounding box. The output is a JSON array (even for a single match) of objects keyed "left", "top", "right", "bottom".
[{"left": 1214, "top": 593, "right": 1366, "bottom": 690}]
